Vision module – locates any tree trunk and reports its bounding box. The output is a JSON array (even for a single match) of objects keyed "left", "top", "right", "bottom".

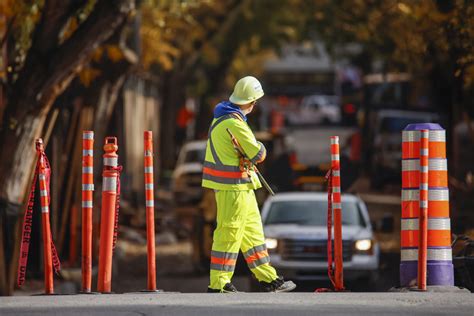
[
  {"left": 0, "top": 111, "right": 49, "bottom": 203},
  {"left": 0, "top": 0, "right": 135, "bottom": 295},
  {"left": 160, "top": 71, "right": 186, "bottom": 171}
]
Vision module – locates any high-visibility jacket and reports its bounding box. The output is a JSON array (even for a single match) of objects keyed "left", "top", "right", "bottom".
[{"left": 202, "top": 112, "right": 266, "bottom": 191}]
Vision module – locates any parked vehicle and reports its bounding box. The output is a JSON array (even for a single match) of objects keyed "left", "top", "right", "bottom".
[
  {"left": 286, "top": 95, "right": 341, "bottom": 126},
  {"left": 171, "top": 140, "right": 207, "bottom": 205},
  {"left": 260, "top": 192, "right": 379, "bottom": 287},
  {"left": 369, "top": 109, "right": 440, "bottom": 187}
]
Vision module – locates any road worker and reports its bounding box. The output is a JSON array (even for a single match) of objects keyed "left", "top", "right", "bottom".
[{"left": 202, "top": 76, "right": 296, "bottom": 293}]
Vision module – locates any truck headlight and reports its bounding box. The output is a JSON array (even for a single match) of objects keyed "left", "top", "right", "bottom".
[
  {"left": 265, "top": 238, "right": 278, "bottom": 250},
  {"left": 354, "top": 239, "right": 373, "bottom": 254}
]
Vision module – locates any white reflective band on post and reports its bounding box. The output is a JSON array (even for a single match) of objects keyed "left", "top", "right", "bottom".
[
  {"left": 39, "top": 174, "right": 46, "bottom": 181},
  {"left": 402, "top": 189, "right": 419, "bottom": 201},
  {"left": 144, "top": 167, "right": 153, "bottom": 174},
  {"left": 402, "top": 160, "right": 419, "bottom": 171},
  {"left": 420, "top": 183, "right": 428, "bottom": 190},
  {"left": 82, "top": 166, "right": 93, "bottom": 174},
  {"left": 82, "top": 201, "right": 93, "bottom": 208},
  {"left": 429, "top": 130, "right": 446, "bottom": 142},
  {"left": 420, "top": 166, "right": 428, "bottom": 173},
  {"left": 333, "top": 170, "right": 340, "bottom": 177},
  {"left": 402, "top": 131, "right": 420, "bottom": 142},
  {"left": 104, "top": 157, "right": 118, "bottom": 166},
  {"left": 41, "top": 206, "right": 49, "bottom": 213},
  {"left": 330, "top": 137, "right": 339, "bottom": 145},
  {"left": 401, "top": 218, "right": 451, "bottom": 231},
  {"left": 401, "top": 248, "right": 452, "bottom": 261},
  {"left": 420, "top": 200, "right": 428, "bottom": 208},
  {"left": 82, "top": 184, "right": 94, "bottom": 191},
  {"left": 332, "top": 203, "right": 341, "bottom": 210},
  {"left": 428, "top": 218, "right": 451, "bottom": 230},
  {"left": 83, "top": 150, "right": 94, "bottom": 156},
  {"left": 103, "top": 177, "right": 117, "bottom": 192},
  {"left": 402, "top": 189, "right": 450, "bottom": 201},
  {"left": 403, "top": 159, "right": 446, "bottom": 172},
  {"left": 40, "top": 190, "right": 48, "bottom": 197},
  {"left": 428, "top": 189, "right": 449, "bottom": 201},
  {"left": 401, "top": 218, "right": 418, "bottom": 230},
  {"left": 145, "top": 183, "right": 154, "bottom": 190},
  {"left": 331, "top": 155, "right": 339, "bottom": 161},
  {"left": 146, "top": 200, "right": 154, "bottom": 207},
  {"left": 420, "top": 149, "right": 429, "bottom": 156},
  {"left": 421, "top": 131, "right": 429, "bottom": 138},
  {"left": 332, "top": 187, "right": 341, "bottom": 193},
  {"left": 144, "top": 150, "right": 152, "bottom": 157},
  {"left": 83, "top": 132, "right": 94, "bottom": 139},
  {"left": 429, "top": 159, "right": 447, "bottom": 171}
]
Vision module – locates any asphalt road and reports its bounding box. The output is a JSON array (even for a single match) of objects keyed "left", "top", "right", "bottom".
[{"left": 1, "top": 292, "right": 473, "bottom": 316}]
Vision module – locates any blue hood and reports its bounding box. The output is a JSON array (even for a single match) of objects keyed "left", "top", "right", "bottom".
[{"left": 213, "top": 101, "right": 247, "bottom": 121}]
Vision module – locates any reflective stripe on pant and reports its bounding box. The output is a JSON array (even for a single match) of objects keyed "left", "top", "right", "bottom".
[{"left": 209, "top": 190, "right": 277, "bottom": 290}]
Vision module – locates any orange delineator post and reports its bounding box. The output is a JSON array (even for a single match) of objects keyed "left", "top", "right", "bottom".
[
  {"left": 144, "top": 131, "right": 157, "bottom": 291},
  {"left": 37, "top": 139, "right": 54, "bottom": 294},
  {"left": 81, "top": 131, "right": 94, "bottom": 293},
  {"left": 418, "top": 130, "right": 429, "bottom": 290},
  {"left": 330, "top": 136, "right": 344, "bottom": 291},
  {"left": 97, "top": 137, "right": 119, "bottom": 293}
]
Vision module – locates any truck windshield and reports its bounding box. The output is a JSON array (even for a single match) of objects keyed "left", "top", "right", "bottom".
[{"left": 265, "top": 200, "right": 365, "bottom": 227}]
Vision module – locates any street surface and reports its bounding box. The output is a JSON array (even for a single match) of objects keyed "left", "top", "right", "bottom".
[{"left": 1, "top": 292, "right": 473, "bottom": 316}]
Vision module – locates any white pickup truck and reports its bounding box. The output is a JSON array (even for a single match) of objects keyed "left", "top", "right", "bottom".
[{"left": 261, "top": 192, "right": 379, "bottom": 287}]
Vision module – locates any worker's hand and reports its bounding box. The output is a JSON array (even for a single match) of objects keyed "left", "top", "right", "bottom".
[{"left": 239, "top": 157, "right": 253, "bottom": 172}]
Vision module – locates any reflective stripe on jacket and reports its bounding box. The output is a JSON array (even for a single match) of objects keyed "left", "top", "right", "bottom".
[{"left": 202, "top": 113, "right": 266, "bottom": 191}]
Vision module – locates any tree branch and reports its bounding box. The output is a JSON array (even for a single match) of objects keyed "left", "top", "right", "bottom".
[
  {"left": 33, "top": 0, "right": 89, "bottom": 55},
  {"left": 6, "top": 0, "right": 135, "bottom": 123}
]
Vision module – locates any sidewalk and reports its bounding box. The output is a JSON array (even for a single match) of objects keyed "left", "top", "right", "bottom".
[{"left": 1, "top": 292, "right": 473, "bottom": 316}]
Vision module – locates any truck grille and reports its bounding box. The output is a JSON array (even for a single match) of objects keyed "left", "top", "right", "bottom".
[{"left": 280, "top": 239, "right": 352, "bottom": 262}]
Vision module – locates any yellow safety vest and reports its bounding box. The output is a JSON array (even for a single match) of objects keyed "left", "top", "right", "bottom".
[{"left": 202, "top": 113, "right": 266, "bottom": 191}]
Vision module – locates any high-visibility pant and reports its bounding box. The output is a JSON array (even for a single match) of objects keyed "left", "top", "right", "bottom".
[{"left": 209, "top": 190, "right": 278, "bottom": 290}]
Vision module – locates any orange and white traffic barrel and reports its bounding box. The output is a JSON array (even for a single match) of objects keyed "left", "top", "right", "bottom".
[
  {"left": 81, "top": 131, "right": 94, "bottom": 293},
  {"left": 330, "top": 136, "right": 344, "bottom": 291},
  {"left": 144, "top": 131, "right": 157, "bottom": 291},
  {"left": 400, "top": 123, "right": 453, "bottom": 287},
  {"left": 97, "top": 137, "right": 120, "bottom": 293}
]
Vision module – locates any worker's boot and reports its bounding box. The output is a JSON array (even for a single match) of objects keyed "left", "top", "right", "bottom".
[
  {"left": 207, "top": 282, "right": 239, "bottom": 293},
  {"left": 259, "top": 277, "right": 296, "bottom": 293}
]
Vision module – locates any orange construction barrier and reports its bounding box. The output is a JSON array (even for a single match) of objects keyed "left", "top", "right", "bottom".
[
  {"left": 144, "top": 131, "right": 157, "bottom": 291},
  {"left": 17, "top": 138, "right": 61, "bottom": 294},
  {"left": 97, "top": 137, "right": 120, "bottom": 293},
  {"left": 330, "top": 136, "right": 344, "bottom": 291},
  {"left": 418, "top": 130, "right": 429, "bottom": 290},
  {"left": 81, "top": 131, "right": 94, "bottom": 293},
  {"left": 38, "top": 139, "right": 54, "bottom": 294},
  {"left": 400, "top": 124, "right": 453, "bottom": 287}
]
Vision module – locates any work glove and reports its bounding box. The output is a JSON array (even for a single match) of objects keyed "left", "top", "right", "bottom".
[{"left": 239, "top": 157, "right": 253, "bottom": 173}]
